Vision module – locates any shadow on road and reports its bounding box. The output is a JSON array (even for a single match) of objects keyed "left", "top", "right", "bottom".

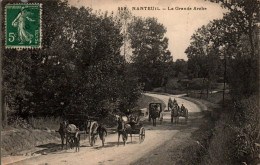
[
  {"left": 24, "top": 113, "right": 203, "bottom": 157},
  {"left": 35, "top": 143, "right": 63, "bottom": 155}
]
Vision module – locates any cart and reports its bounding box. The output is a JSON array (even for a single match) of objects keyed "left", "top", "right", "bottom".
[
  {"left": 65, "top": 114, "right": 100, "bottom": 146},
  {"left": 148, "top": 103, "right": 162, "bottom": 126},
  {"left": 125, "top": 122, "right": 145, "bottom": 144}
]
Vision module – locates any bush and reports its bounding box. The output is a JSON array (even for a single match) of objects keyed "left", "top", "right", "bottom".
[
  {"left": 180, "top": 118, "right": 215, "bottom": 165},
  {"left": 188, "top": 78, "right": 205, "bottom": 90},
  {"left": 181, "top": 96, "right": 259, "bottom": 165},
  {"left": 204, "top": 119, "right": 237, "bottom": 164},
  {"left": 8, "top": 116, "right": 31, "bottom": 129},
  {"left": 165, "top": 78, "right": 181, "bottom": 90},
  {"left": 204, "top": 96, "right": 259, "bottom": 164},
  {"left": 27, "top": 116, "right": 62, "bottom": 130},
  {"left": 232, "top": 96, "right": 259, "bottom": 164}
]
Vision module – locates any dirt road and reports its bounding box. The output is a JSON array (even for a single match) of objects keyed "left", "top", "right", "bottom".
[
  {"left": 3, "top": 93, "right": 205, "bottom": 165},
  {"left": 144, "top": 93, "right": 201, "bottom": 112}
]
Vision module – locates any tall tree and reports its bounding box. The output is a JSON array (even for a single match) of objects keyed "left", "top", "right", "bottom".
[
  {"left": 185, "top": 23, "right": 223, "bottom": 97},
  {"left": 128, "top": 17, "right": 172, "bottom": 90}
]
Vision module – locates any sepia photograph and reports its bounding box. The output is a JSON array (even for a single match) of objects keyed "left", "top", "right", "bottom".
[{"left": 0, "top": 0, "right": 259, "bottom": 164}]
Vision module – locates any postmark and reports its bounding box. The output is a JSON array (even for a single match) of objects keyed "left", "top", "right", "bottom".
[{"left": 5, "top": 3, "right": 42, "bottom": 49}]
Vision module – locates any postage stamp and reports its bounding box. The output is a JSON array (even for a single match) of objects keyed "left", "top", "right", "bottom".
[{"left": 5, "top": 3, "right": 42, "bottom": 49}]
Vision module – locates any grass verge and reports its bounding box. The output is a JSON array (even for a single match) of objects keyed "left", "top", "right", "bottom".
[
  {"left": 1, "top": 94, "right": 162, "bottom": 156},
  {"left": 179, "top": 94, "right": 259, "bottom": 165}
]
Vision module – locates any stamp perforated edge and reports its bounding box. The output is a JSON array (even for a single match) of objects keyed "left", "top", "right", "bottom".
[{"left": 5, "top": 3, "right": 42, "bottom": 49}]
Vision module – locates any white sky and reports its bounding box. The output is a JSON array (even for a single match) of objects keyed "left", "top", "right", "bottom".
[{"left": 69, "top": 0, "right": 227, "bottom": 61}]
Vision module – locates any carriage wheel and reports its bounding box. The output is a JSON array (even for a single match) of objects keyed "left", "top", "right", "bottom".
[
  {"left": 90, "top": 135, "right": 93, "bottom": 146},
  {"left": 89, "top": 134, "right": 92, "bottom": 145},
  {"left": 139, "top": 127, "right": 145, "bottom": 143}
]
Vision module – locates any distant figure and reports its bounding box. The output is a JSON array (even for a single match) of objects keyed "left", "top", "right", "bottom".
[
  {"left": 168, "top": 97, "right": 173, "bottom": 111},
  {"left": 117, "top": 117, "right": 124, "bottom": 131},
  {"left": 129, "top": 116, "right": 137, "bottom": 129},
  {"left": 117, "top": 117, "right": 127, "bottom": 146},
  {"left": 181, "top": 104, "right": 185, "bottom": 113},
  {"left": 173, "top": 99, "right": 177, "bottom": 105}
]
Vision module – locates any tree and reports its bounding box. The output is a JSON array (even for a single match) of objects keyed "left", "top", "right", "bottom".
[
  {"left": 204, "top": 0, "right": 259, "bottom": 97},
  {"left": 1, "top": 0, "right": 67, "bottom": 125},
  {"left": 172, "top": 59, "right": 188, "bottom": 79},
  {"left": 185, "top": 23, "right": 223, "bottom": 97},
  {"left": 128, "top": 17, "right": 172, "bottom": 90},
  {"left": 1, "top": 0, "right": 142, "bottom": 125}
]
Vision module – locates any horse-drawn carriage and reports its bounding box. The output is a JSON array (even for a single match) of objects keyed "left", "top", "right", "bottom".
[
  {"left": 148, "top": 103, "right": 163, "bottom": 126},
  {"left": 66, "top": 114, "right": 103, "bottom": 146},
  {"left": 168, "top": 98, "right": 188, "bottom": 124},
  {"left": 117, "top": 115, "right": 145, "bottom": 145},
  {"left": 58, "top": 114, "right": 107, "bottom": 151}
]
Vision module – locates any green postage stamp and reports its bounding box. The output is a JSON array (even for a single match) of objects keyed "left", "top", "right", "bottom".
[{"left": 5, "top": 4, "right": 42, "bottom": 49}]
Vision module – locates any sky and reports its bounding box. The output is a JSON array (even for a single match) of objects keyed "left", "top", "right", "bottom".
[{"left": 68, "top": 0, "right": 227, "bottom": 61}]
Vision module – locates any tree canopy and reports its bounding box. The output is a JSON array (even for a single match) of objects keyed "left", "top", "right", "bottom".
[
  {"left": 1, "top": 0, "right": 142, "bottom": 124},
  {"left": 128, "top": 17, "right": 172, "bottom": 90}
]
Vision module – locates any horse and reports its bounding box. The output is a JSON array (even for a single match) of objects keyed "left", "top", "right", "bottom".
[
  {"left": 179, "top": 105, "right": 189, "bottom": 123},
  {"left": 97, "top": 123, "right": 107, "bottom": 147},
  {"left": 173, "top": 98, "right": 177, "bottom": 105},
  {"left": 117, "top": 117, "right": 128, "bottom": 146},
  {"left": 58, "top": 120, "right": 77, "bottom": 149},
  {"left": 171, "top": 104, "right": 180, "bottom": 124},
  {"left": 150, "top": 107, "right": 160, "bottom": 127}
]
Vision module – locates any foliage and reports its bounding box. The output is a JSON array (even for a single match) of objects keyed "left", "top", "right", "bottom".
[
  {"left": 186, "top": 0, "right": 259, "bottom": 96},
  {"left": 128, "top": 17, "right": 172, "bottom": 90},
  {"left": 185, "top": 22, "right": 224, "bottom": 89},
  {"left": 205, "top": 96, "right": 259, "bottom": 164},
  {"left": 172, "top": 59, "right": 188, "bottom": 78},
  {"left": 185, "top": 1, "right": 259, "bottom": 164},
  {"left": 1, "top": 0, "right": 142, "bottom": 124},
  {"left": 8, "top": 116, "right": 31, "bottom": 129},
  {"left": 28, "top": 116, "right": 62, "bottom": 130}
]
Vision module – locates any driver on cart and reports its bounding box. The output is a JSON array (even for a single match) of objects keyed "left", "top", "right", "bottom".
[
  {"left": 128, "top": 116, "right": 137, "bottom": 130},
  {"left": 181, "top": 104, "right": 185, "bottom": 113}
]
